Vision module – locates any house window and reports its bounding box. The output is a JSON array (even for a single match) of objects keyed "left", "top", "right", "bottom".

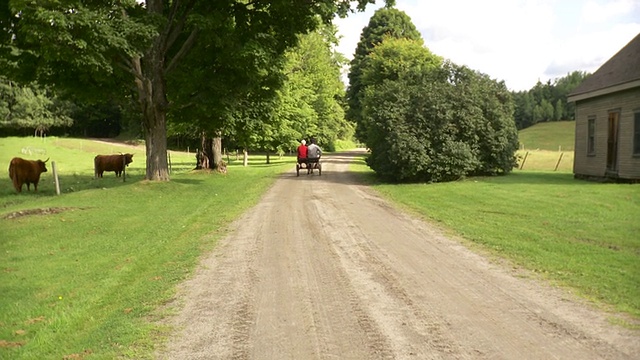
[
  {"left": 634, "top": 112, "right": 640, "bottom": 155},
  {"left": 587, "top": 116, "right": 596, "bottom": 155}
]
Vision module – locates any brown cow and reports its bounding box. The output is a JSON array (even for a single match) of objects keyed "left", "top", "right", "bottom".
[
  {"left": 94, "top": 154, "right": 133, "bottom": 178},
  {"left": 8, "top": 157, "right": 49, "bottom": 193}
]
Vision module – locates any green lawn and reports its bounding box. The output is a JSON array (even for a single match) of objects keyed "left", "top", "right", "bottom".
[{"left": 0, "top": 136, "right": 295, "bottom": 359}]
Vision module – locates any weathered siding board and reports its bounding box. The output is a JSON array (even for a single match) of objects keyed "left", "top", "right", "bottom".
[{"left": 573, "top": 88, "right": 640, "bottom": 180}]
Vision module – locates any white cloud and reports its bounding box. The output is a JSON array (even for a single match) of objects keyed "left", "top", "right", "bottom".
[
  {"left": 545, "top": 22, "right": 640, "bottom": 79},
  {"left": 334, "top": 0, "right": 640, "bottom": 91},
  {"left": 581, "top": 0, "right": 636, "bottom": 23},
  {"left": 410, "top": 0, "right": 555, "bottom": 90}
]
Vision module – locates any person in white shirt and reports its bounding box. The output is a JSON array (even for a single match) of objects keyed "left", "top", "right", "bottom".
[{"left": 306, "top": 137, "right": 322, "bottom": 174}]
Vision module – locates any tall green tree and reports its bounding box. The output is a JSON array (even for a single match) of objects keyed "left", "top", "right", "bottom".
[
  {"left": 275, "top": 25, "right": 351, "bottom": 152},
  {"left": 2, "top": 0, "right": 393, "bottom": 180},
  {"left": 165, "top": 2, "right": 292, "bottom": 171},
  {"left": 0, "top": 78, "right": 73, "bottom": 136},
  {"left": 552, "top": 70, "right": 588, "bottom": 120},
  {"left": 345, "top": 6, "right": 422, "bottom": 141},
  {"left": 224, "top": 24, "right": 351, "bottom": 166},
  {"left": 554, "top": 99, "right": 564, "bottom": 121}
]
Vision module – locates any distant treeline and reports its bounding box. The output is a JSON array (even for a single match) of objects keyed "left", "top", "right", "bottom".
[
  {"left": 0, "top": 77, "right": 140, "bottom": 138},
  {"left": 512, "top": 70, "right": 589, "bottom": 130}
]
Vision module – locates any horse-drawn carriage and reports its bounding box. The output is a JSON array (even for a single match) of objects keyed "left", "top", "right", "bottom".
[
  {"left": 296, "top": 158, "right": 321, "bottom": 176},
  {"left": 296, "top": 138, "right": 322, "bottom": 177}
]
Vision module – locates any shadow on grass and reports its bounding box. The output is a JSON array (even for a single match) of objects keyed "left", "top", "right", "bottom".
[
  {"left": 229, "top": 162, "right": 293, "bottom": 168},
  {"left": 65, "top": 174, "right": 145, "bottom": 195},
  {"left": 484, "top": 171, "right": 579, "bottom": 185},
  {"left": 0, "top": 169, "right": 211, "bottom": 209},
  {"left": 0, "top": 173, "right": 142, "bottom": 200},
  {"left": 363, "top": 171, "right": 579, "bottom": 186},
  {"left": 169, "top": 161, "right": 196, "bottom": 165},
  {"left": 171, "top": 178, "right": 205, "bottom": 185}
]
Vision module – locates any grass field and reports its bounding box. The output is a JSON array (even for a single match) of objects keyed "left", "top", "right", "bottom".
[
  {"left": 516, "top": 121, "right": 576, "bottom": 172},
  {"left": 518, "top": 120, "right": 575, "bottom": 151},
  {"left": 1, "top": 132, "right": 638, "bottom": 359},
  {"left": 516, "top": 149, "right": 574, "bottom": 172},
  {"left": 0, "top": 136, "right": 296, "bottom": 359}
]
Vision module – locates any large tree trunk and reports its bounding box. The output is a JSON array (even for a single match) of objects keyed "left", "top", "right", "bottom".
[
  {"left": 212, "top": 132, "right": 223, "bottom": 169},
  {"left": 195, "top": 131, "right": 225, "bottom": 171},
  {"left": 143, "top": 108, "right": 169, "bottom": 180},
  {"left": 131, "top": 0, "right": 202, "bottom": 181},
  {"left": 134, "top": 37, "right": 170, "bottom": 181},
  {"left": 195, "top": 132, "right": 211, "bottom": 169}
]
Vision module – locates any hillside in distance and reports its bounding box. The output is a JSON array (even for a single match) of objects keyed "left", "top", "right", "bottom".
[{"left": 518, "top": 121, "right": 575, "bottom": 152}]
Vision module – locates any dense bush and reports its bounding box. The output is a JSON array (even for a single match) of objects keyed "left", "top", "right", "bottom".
[{"left": 361, "top": 39, "right": 518, "bottom": 182}]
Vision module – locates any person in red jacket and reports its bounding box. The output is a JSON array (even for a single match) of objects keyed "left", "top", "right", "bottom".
[{"left": 297, "top": 139, "right": 308, "bottom": 167}]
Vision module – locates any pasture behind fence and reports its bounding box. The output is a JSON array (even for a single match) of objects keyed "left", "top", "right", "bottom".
[{"left": 516, "top": 150, "right": 573, "bottom": 172}]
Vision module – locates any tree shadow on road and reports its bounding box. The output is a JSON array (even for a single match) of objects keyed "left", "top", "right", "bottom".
[{"left": 278, "top": 150, "right": 376, "bottom": 187}]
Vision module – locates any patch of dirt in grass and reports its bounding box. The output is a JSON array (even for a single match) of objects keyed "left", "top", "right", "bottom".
[
  {"left": 2, "top": 207, "right": 88, "bottom": 219},
  {"left": 62, "top": 349, "right": 92, "bottom": 359},
  {"left": 24, "top": 316, "right": 45, "bottom": 325},
  {"left": 0, "top": 340, "right": 26, "bottom": 348}
]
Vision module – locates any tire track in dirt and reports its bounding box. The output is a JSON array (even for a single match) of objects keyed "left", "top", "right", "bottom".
[
  {"left": 309, "top": 184, "right": 460, "bottom": 359},
  {"left": 159, "top": 151, "right": 639, "bottom": 360},
  {"left": 245, "top": 170, "right": 395, "bottom": 359},
  {"left": 303, "top": 211, "right": 395, "bottom": 359}
]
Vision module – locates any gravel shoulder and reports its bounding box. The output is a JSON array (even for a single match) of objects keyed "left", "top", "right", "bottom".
[{"left": 158, "top": 150, "right": 639, "bottom": 360}]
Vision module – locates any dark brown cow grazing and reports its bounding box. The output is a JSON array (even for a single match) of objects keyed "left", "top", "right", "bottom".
[
  {"left": 94, "top": 154, "right": 134, "bottom": 178},
  {"left": 8, "top": 157, "right": 49, "bottom": 193}
]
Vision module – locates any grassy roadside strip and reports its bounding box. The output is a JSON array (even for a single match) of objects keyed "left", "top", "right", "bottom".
[
  {"left": 0, "top": 137, "right": 296, "bottom": 359},
  {"left": 350, "top": 157, "right": 640, "bottom": 323}
]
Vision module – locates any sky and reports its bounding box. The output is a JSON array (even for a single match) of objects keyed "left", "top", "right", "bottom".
[{"left": 333, "top": 0, "right": 640, "bottom": 91}]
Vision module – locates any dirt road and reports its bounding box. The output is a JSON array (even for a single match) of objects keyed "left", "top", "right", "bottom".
[{"left": 159, "top": 151, "right": 639, "bottom": 360}]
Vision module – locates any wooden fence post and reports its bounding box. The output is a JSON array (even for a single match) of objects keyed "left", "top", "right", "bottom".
[
  {"left": 52, "top": 161, "right": 61, "bottom": 195},
  {"left": 520, "top": 151, "right": 529, "bottom": 170},
  {"left": 554, "top": 152, "right": 564, "bottom": 171}
]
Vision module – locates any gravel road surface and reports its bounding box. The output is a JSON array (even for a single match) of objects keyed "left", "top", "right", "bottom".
[{"left": 158, "top": 151, "right": 639, "bottom": 360}]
